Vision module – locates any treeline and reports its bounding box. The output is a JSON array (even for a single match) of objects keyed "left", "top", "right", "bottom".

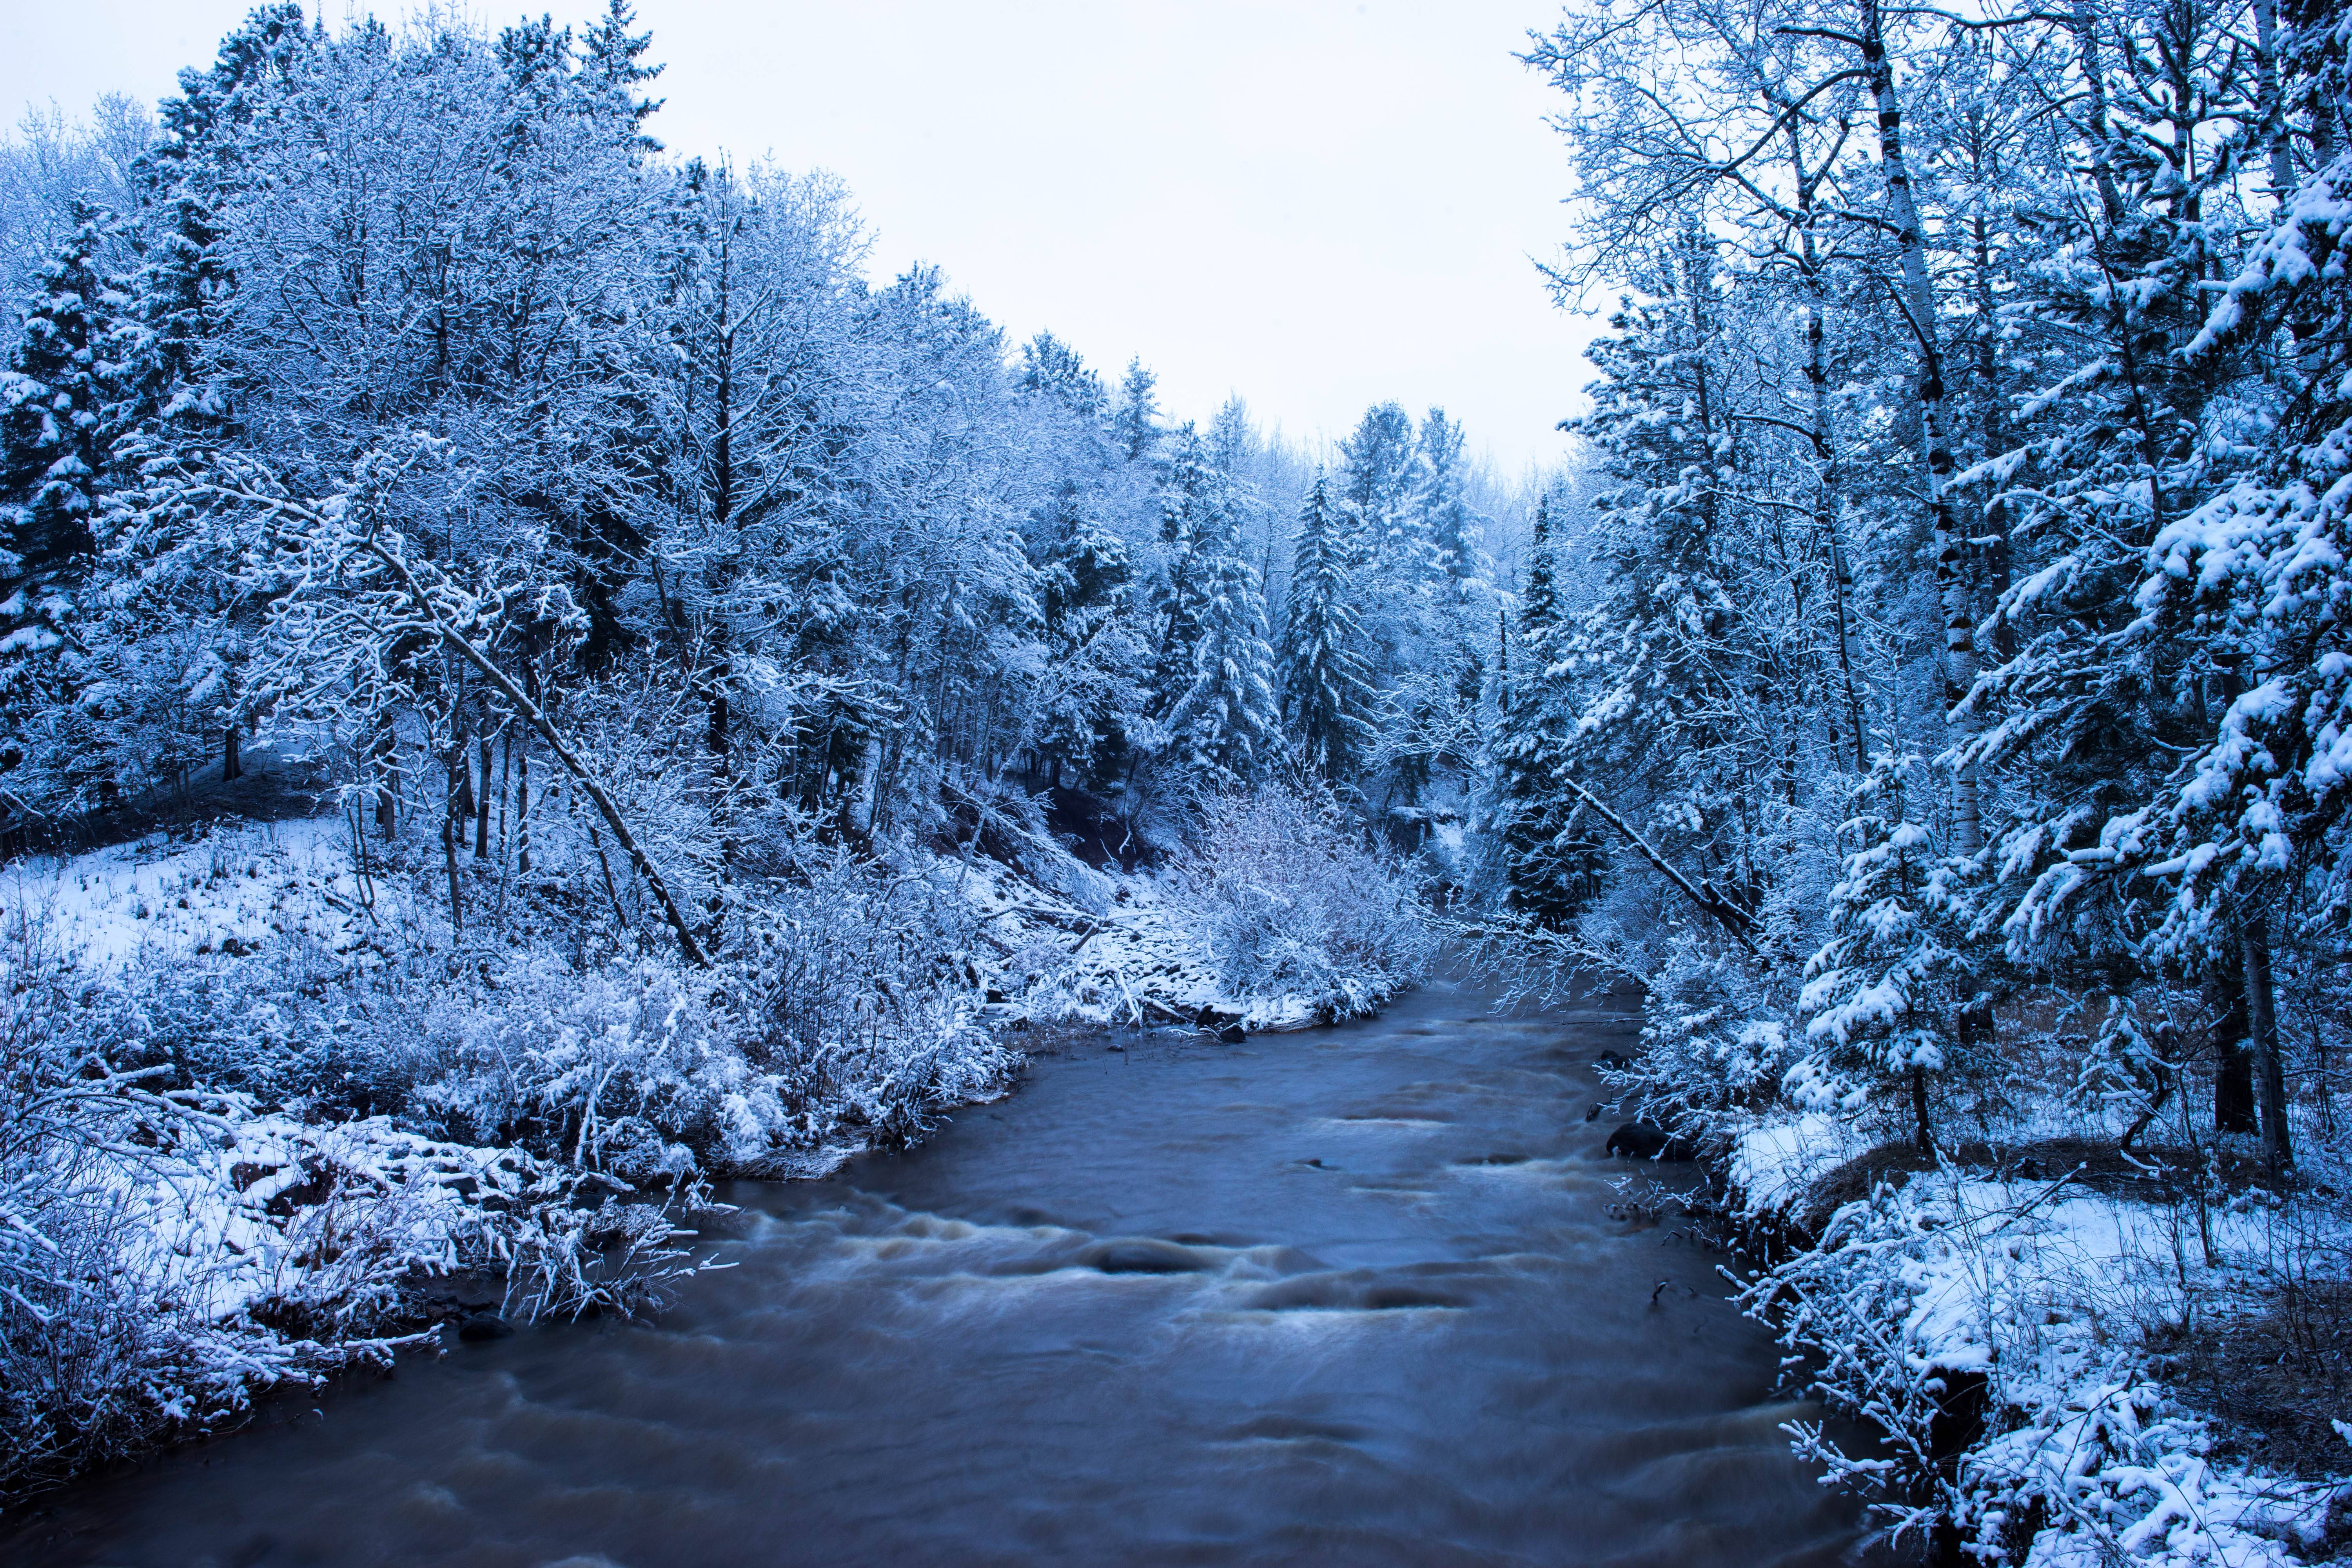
[
  {"left": 0, "top": 3, "right": 1531, "bottom": 893},
  {"left": 1494, "top": 0, "right": 2350, "bottom": 1167}
]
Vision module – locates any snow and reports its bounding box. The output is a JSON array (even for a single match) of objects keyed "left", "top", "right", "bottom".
[
  {"left": 0, "top": 817, "right": 364, "bottom": 971},
  {"left": 1728, "top": 1113, "right": 2350, "bottom": 1566}
]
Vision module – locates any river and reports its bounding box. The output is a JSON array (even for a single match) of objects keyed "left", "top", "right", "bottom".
[{"left": 7, "top": 976, "right": 1862, "bottom": 1566}]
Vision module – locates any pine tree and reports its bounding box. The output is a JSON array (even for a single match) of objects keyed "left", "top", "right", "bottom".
[
  {"left": 1487, "top": 497, "right": 1605, "bottom": 924},
  {"left": 1148, "top": 427, "right": 1218, "bottom": 714},
  {"left": 1017, "top": 332, "right": 1106, "bottom": 421},
  {"left": 1414, "top": 407, "right": 1485, "bottom": 593},
  {"left": 1167, "top": 493, "right": 1279, "bottom": 786},
  {"left": 0, "top": 204, "right": 127, "bottom": 804},
  {"left": 1277, "top": 472, "right": 1375, "bottom": 784},
  {"left": 1794, "top": 758, "right": 1978, "bottom": 1151},
  {"left": 576, "top": 0, "right": 666, "bottom": 150},
  {"left": 1, "top": 204, "right": 118, "bottom": 642},
  {"left": 1111, "top": 357, "right": 1160, "bottom": 465},
  {"left": 1032, "top": 479, "right": 1144, "bottom": 785},
  {"left": 1337, "top": 400, "right": 1420, "bottom": 579}
]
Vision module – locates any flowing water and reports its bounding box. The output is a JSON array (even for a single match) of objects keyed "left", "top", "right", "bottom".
[{"left": 9, "top": 978, "right": 1861, "bottom": 1567}]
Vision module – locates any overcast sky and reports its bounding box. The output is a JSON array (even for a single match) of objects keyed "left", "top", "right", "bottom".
[{"left": 2, "top": 1, "right": 1599, "bottom": 474}]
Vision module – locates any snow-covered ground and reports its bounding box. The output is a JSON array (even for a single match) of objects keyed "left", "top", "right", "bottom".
[
  {"left": 1, "top": 816, "right": 368, "bottom": 970},
  {"left": 1727, "top": 1114, "right": 2351, "bottom": 1565}
]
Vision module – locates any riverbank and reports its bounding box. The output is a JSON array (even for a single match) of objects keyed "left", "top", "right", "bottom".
[
  {"left": 1711, "top": 1109, "right": 2352, "bottom": 1566},
  {"left": 5, "top": 978, "right": 1863, "bottom": 1568},
  {"left": 0, "top": 793, "right": 1430, "bottom": 1507}
]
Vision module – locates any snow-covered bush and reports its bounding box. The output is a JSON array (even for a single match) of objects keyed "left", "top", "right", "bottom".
[
  {"left": 1174, "top": 782, "right": 1432, "bottom": 1020},
  {"left": 1628, "top": 929, "right": 1801, "bottom": 1122},
  {"left": 1736, "top": 1158, "right": 2339, "bottom": 1566},
  {"left": 732, "top": 848, "right": 1013, "bottom": 1157},
  {"left": 0, "top": 920, "right": 422, "bottom": 1496}
]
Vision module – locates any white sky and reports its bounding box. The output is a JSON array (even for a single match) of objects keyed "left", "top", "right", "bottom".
[{"left": 2, "top": 1, "right": 1600, "bottom": 474}]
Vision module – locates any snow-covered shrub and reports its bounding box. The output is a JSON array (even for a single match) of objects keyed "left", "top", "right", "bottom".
[
  {"left": 404, "top": 956, "right": 741, "bottom": 1178},
  {"left": 1624, "top": 929, "right": 1801, "bottom": 1124},
  {"left": 1174, "top": 782, "right": 1432, "bottom": 1019},
  {"left": 732, "top": 848, "right": 1013, "bottom": 1157},
  {"left": 0, "top": 906, "right": 722, "bottom": 1500},
  {"left": 1735, "top": 1147, "right": 2341, "bottom": 1566},
  {"left": 0, "top": 921, "right": 395, "bottom": 1496}
]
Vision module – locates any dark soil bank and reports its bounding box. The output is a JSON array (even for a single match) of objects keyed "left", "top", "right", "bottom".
[{"left": 6, "top": 979, "right": 1860, "bottom": 1567}]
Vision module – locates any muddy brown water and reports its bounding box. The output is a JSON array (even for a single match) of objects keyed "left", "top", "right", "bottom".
[{"left": 9, "top": 978, "right": 1861, "bottom": 1567}]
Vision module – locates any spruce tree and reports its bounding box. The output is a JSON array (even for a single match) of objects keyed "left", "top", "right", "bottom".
[
  {"left": 1337, "top": 399, "right": 1420, "bottom": 578},
  {"left": 1, "top": 203, "right": 118, "bottom": 636},
  {"left": 1167, "top": 492, "right": 1279, "bottom": 786},
  {"left": 1488, "top": 497, "right": 1605, "bottom": 924},
  {"left": 1277, "top": 472, "right": 1375, "bottom": 784},
  {"left": 1794, "top": 759, "right": 1977, "bottom": 1151},
  {"left": 576, "top": 0, "right": 666, "bottom": 150},
  {"left": 1148, "top": 427, "right": 1218, "bottom": 714},
  {"left": 1414, "top": 408, "right": 1485, "bottom": 594},
  {"left": 1111, "top": 357, "right": 1160, "bottom": 465},
  {"left": 0, "top": 205, "right": 127, "bottom": 803}
]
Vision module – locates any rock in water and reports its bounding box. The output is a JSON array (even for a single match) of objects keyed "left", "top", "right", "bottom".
[
  {"left": 456, "top": 1312, "right": 514, "bottom": 1343},
  {"left": 1596, "top": 1051, "right": 1631, "bottom": 1072},
  {"left": 1605, "top": 1122, "right": 1695, "bottom": 1161},
  {"left": 1217, "top": 1023, "right": 1246, "bottom": 1044}
]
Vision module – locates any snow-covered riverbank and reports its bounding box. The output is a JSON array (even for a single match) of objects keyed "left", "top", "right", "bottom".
[
  {"left": 0, "top": 789, "right": 1431, "bottom": 1503},
  {"left": 1718, "top": 1113, "right": 2352, "bottom": 1565}
]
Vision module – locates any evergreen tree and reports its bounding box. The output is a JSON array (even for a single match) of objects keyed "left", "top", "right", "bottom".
[
  {"left": 1337, "top": 399, "right": 1419, "bottom": 577},
  {"left": 1413, "top": 407, "right": 1485, "bottom": 593},
  {"left": 1167, "top": 488, "right": 1279, "bottom": 786},
  {"left": 1487, "top": 496, "right": 1605, "bottom": 924},
  {"left": 1793, "top": 758, "right": 1978, "bottom": 1151},
  {"left": 1148, "top": 426, "right": 1218, "bottom": 715},
  {"left": 1017, "top": 332, "right": 1106, "bottom": 421},
  {"left": 0, "top": 203, "right": 118, "bottom": 648},
  {"left": 1277, "top": 472, "right": 1374, "bottom": 784},
  {"left": 576, "top": 0, "right": 666, "bottom": 150},
  {"left": 1111, "top": 356, "right": 1160, "bottom": 464},
  {"left": 1031, "top": 479, "right": 1144, "bottom": 784}
]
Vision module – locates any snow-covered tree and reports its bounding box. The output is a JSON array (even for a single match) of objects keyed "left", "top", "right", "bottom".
[{"left": 1277, "top": 472, "right": 1374, "bottom": 785}]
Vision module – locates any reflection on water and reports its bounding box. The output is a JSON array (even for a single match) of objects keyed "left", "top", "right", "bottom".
[{"left": 6, "top": 978, "right": 1861, "bottom": 1567}]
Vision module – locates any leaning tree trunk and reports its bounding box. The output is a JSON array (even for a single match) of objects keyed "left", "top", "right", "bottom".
[{"left": 359, "top": 538, "right": 711, "bottom": 968}]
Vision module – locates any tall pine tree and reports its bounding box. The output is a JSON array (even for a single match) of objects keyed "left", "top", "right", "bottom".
[
  {"left": 1278, "top": 472, "right": 1375, "bottom": 784},
  {"left": 1487, "top": 497, "right": 1605, "bottom": 924}
]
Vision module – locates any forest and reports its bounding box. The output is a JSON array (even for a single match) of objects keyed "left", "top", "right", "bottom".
[{"left": 2, "top": 0, "right": 2350, "bottom": 1563}]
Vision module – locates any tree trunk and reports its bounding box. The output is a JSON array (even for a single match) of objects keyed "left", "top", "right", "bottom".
[
  {"left": 443, "top": 745, "right": 467, "bottom": 935},
  {"left": 516, "top": 746, "right": 532, "bottom": 876},
  {"left": 1858, "top": 0, "right": 1979, "bottom": 851},
  {"left": 2250, "top": 0, "right": 2299, "bottom": 205},
  {"left": 2243, "top": 916, "right": 2293, "bottom": 1174},
  {"left": 372, "top": 712, "right": 399, "bottom": 838},
  {"left": 222, "top": 723, "right": 242, "bottom": 782},
  {"left": 1911, "top": 1062, "right": 1933, "bottom": 1152},
  {"left": 442, "top": 811, "right": 463, "bottom": 935},
  {"left": 476, "top": 731, "right": 494, "bottom": 858},
  {"left": 2212, "top": 952, "right": 2258, "bottom": 1134}
]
